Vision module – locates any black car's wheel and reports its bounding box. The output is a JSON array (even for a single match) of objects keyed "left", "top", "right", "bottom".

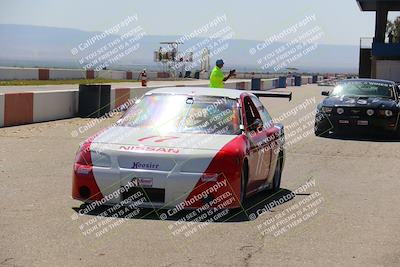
[
  {"left": 314, "top": 124, "right": 327, "bottom": 137},
  {"left": 395, "top": 124, "right": 400, "bottom": 139},
  {"left": 271, "top": 157, "right": 282, "bottom": 193}
]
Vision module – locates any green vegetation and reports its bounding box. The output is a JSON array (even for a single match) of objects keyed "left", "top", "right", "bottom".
[
  {"left": 0, "top": 78, "right": 139, "bottom": 86},
  {"left": 386, "top": 17, "right": 400, "bottom": 43}
]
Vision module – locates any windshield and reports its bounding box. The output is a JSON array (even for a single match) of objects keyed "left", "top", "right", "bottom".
[
  {"left": 331, "top": 81, "right": 394, "bottom": 98},
  {"left": 118, "top": 94, "right": 241, "bottom": 135}
]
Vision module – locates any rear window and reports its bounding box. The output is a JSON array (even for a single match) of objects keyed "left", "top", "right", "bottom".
[{"left": 118, "top": 94, "right": 241, "bottom": 135}]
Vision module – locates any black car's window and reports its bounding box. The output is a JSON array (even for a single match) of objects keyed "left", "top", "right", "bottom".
[
  {"left": 251, "top": 95, "right": 273, "bottom": 129},
  {"left": 119, "top": 94, "right": 240, "bottom": 135},
  {"left": 332, "top": 81, "right": 395, "bottom": 99}
]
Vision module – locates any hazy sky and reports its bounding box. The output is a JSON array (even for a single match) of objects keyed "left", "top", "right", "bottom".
[{"left": 1, "top": 0, "right": 399, "bottom": 45}]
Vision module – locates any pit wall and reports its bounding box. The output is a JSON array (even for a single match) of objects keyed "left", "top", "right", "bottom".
[
  {"left": 0, "top": 66, "right": 324, "bottom": 82},
  {"left": 0, "top": 67, "right": 165, "bottom": 81},
  {"left": 0, "top": 76, "right": 320, "bottom": 128}
]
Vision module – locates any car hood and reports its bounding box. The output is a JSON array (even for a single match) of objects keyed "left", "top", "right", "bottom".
[
  {"left": 90, "top": 126, "right": 238, "bottom": 152},
  {"left": 322, "top": 96, "right": 399, "bottom": 109}
]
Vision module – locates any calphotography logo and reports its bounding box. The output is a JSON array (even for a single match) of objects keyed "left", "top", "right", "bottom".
[
  {"left": 163, "top": 14, "right": 236, "bottom": 73},
  {"left": 250, "top": 14, "right": 325, "bottom": 72},
  {"left": 70, "top": 14, "right": 146, "bottom": 71}
]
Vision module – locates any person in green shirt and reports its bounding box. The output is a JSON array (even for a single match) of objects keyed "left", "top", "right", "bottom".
[{"left": 209, "top": 59, "right": 235, "bottom": 88}]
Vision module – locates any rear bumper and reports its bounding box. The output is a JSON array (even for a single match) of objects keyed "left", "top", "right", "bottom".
[{"left": 72, "top": 169, "right": 242, "bottom": 210}]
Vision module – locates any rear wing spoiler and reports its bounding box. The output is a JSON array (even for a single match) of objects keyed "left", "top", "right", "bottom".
[{"left": 249, "top": 91, "right": 292, "bottom": 101}]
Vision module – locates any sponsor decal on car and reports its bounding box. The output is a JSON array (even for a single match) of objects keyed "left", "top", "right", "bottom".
[
  {"left": 119, "top": 145, "right": 180, "bottom": 154},
  {"left": 131, "top": 177, "right": 153, "bottom": 187},
  {"left": 131, "top": 161, "right": 160, "bottom": 170}
]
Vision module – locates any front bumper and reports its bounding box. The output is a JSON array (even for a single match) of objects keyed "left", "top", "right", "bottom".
[{"left": 315, "top": 112, "right": 399, "bottom": 133}]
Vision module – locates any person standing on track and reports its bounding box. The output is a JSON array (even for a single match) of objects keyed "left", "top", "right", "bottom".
[{"left": 209, "top": 59, "right": 235, "bottom": 88}]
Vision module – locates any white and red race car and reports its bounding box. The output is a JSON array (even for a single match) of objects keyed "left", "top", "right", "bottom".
[{"left": 72, "top": 87, "right": 291, "bottom": 210}]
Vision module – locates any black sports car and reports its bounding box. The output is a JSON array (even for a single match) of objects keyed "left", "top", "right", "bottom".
[{"left": 315, "top": 79, "right": 400, "bottom": 136}]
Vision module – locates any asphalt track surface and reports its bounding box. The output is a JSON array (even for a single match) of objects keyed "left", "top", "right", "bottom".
[
  {"left": 0, "top": 79, "right": 247, "bottom": 93},
  {"left": 1, "top": 84, "right": 399, "bottom": 266}
]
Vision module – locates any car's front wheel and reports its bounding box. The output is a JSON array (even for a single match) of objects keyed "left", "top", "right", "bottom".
[
  {"left": 395, "top": 125, "right": 400, "bottom": 140},
  {"left": 314, "top": 123, "right": 323, "bottom": 135}
]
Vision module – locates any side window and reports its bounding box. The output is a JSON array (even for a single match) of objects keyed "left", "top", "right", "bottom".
[
  {"left": 251, "top": 96, "right": 273, "bottom": 129},
  {"left": 243, "top": 96, "right": 261, "bottom": 130}
]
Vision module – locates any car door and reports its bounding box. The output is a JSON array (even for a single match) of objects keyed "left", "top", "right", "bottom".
[
  {"left": 241, "top": 95, "right": 270, "bottom": 194},
  {"left": 250, "top": 95, "right": 280, "bottom": 186}
]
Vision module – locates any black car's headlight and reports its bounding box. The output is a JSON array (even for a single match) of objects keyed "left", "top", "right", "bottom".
[
  {"left": 366, "top": 109, "right": 375, "bottom": 116},
  {"left": 336, "top": 107, "right": 344, "bottom": 114},
  {"left": 321, "top": 107, "right": 333, "bottom": 113},
  {"left": 378, "top": 110, "right": 394, "bottom": 117}
]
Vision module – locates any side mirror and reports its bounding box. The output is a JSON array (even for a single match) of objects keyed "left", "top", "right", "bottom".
[
  {"left": 249, "top": 118, "right": 263, "bottom": 132},
  {"left": 321, "top": 91, "right": 330, "bottom": 96}
]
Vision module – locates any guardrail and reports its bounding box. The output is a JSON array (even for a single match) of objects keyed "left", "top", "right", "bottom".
[
  {"left": 0, "top": 67, "right": 169, "bottom": 81},
  {"left": 0, "top": 76, "right": 320, "bottom": 128}
]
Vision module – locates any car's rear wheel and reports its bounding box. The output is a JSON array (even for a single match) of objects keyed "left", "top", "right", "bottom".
[
  {"left": 271, "top": 157, "right": 282, "bottom": 192},
  {"left": 239, "top": 163, "right": 248, "bottom": 205}
]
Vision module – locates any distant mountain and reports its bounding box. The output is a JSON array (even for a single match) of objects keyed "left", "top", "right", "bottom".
[{"left": 0, "top": 24, "right": 359, "bottom": 73}]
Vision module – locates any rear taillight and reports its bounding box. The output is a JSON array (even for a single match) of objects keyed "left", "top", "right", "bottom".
[
  {"left": 75, "top": 142, "right": 92, "bottom": 166},
  {"left": 72, "top": 141, "right": 104, "bottom": 201},
  {"left": 205, "top": 151, "right": 241, "bottom": 174}
]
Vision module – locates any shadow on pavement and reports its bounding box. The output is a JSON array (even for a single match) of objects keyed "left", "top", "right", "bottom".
[
  {"left": 72, "top": 188, "right": 295, "bottom": 223},
  {"left": 317, "top": 131, "right": 400, "bottom": 142}
]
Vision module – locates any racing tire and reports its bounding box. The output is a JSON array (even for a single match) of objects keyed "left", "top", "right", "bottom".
[
  {"left": 239, "top": 164, "right": 248, "bottom": 206},
  {"left": 271, "top": 157, "right": 282, "bottom": 193},
  {"left": 314, "top": 125, "right": 327, "bottom": 137},
  {"left": 396, "top": 126, "right": 400, "bottom": 140}
]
